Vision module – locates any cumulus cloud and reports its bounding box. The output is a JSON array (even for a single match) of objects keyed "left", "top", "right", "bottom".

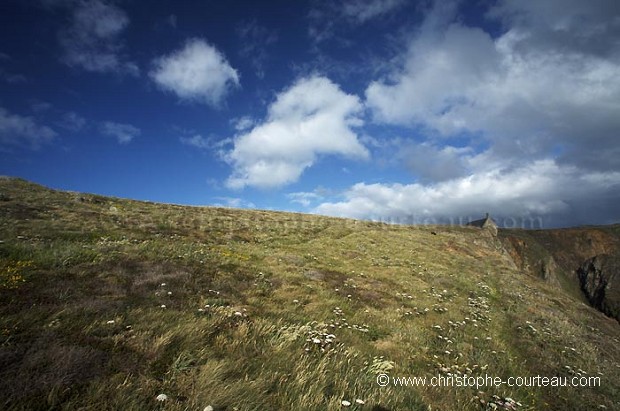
[
  {"left": 488, "top": 0, "right": 620, "bottom": 58},
  {"left": 0, "top": 107, "right": 56, "bottom": 149},
  {"left": 224, "top": 75, "right": 369, "bottom": 189},
  {"left": 100, "top": 121, "right": 140, "bottom": 144},
  {"left": 59, "top": 0, "right": 138, "bottom": 75},
  {"left": 327, "top": 0, "right": 620, "bottom": 227},
  {"left": 314, "top": 160, "right": 620, "bottom": 227},
  {"left": 365, "top": 0, "right": 620, "bottom": 173},
  {"left": 150, "top": 39, "right": 240, "bottom": 106},
  {"left": 399, "top": 142, "right": 475, "bottom": 182}
]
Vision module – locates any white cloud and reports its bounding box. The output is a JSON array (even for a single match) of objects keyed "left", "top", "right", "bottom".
[
  {"left": 231, "top": 116, "right": 255, "bottom": 132},
  {"left": 180, "top": 134, "right": 212, "bottom": 150},
  {"left": 0, "top": 107, "right": 56, "bottom": 149},
  {"left": 365, "top": 0, "right": 620, "bottom": 173},
  {"left": 399, "top": 142, "right": 475, "bottom": 182},
  {"left": 212, "top": 197, "right": 256, "bottom": 209},
  {"left": 224, "top": 75, "right": 369, "bottom": 189},
  {"left": 150, "top": 39, "right": 239, "bottom": 106},
  {"left": 310, "top": 0, "right": 620, "bottom": 227},
  {"left": 179, "top": 134, "right": 232, "bottom": 152},
  {"left": 179, "top": 134, "right": 231, "bottom": 155},
  {"left": 287, "top": 191, "right": 325, "bottom": 207},
  {"left": 313, "top": 160, "right": 620, "bottom": 227},
  {"left": 59, "top": 0, "right": 138, "bottom": 75},
  {"left": 100, "top": 121, "right": 140, "bottom": 144}
]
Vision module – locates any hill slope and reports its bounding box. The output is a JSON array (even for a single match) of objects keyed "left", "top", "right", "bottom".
[{"left": 0, "top": 177, "right": 619, "bottom": 410}]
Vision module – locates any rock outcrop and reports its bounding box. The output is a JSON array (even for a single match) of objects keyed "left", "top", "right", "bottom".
[
  {"left": 578, "top": 254, "right": 620, "bottom": 322},
  {"left": 499, "top": 226, "right": 620, "bottom": 316}
]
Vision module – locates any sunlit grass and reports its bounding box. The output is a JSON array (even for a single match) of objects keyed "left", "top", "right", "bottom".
[{"left": 0, "top": 178, "right": 619, "bottom": 410}]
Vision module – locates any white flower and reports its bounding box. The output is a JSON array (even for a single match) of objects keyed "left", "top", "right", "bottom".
[
  {"left": 161, "top": 283, "right": 166, "bottom": 287},
  {"left": 234, "top": 311, "right": 243, "bottom": 317},
  {"left": 312, "top": 338, "right": 321, "bottom": 344},
  {"left": 341, "top": 400, "right": 351, "bottom": 406},
  {"left": 167, "top": 291, "right": 172, "bottom": 295},
  {"left": 355, "top": 399, "right": 365, "bottom": 405},
  {"left": 106, "top": 320, "right": 115, "bottom": 324},
  {"left": 156, "top": 393, "right": 168, "bottom": 401},
  {"left": 204, "top": 406, "right": 214, "bottom": 411},
  {"left": 160, "top": 304, "right": 166, "bottom": 308}
]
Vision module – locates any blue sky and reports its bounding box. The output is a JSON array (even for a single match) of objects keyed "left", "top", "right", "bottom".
[{"left": 1, "top": 0, "right": 619, "bottom": 228}]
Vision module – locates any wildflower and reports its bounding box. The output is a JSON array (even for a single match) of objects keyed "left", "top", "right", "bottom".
[
  {"left": 355, "top": 399, "right": 365, "bottom": 405},
  {"left": 106, "top": 320, "right": 115, "bottom": 324},
  {"left": 156, "top": 393, "right": 168, "bottom": 401},
  {"left": 167, "top": 291, "right": 172, "bottom": 295},
  {"left": 160, "top": 304, "right": 166, "bottom": 308},
  {"left": 161, "top": 283, "right": 166, "bottom": 287},
  {"left": 341, "top": 400, "right": 351, "bottom": 406},
  {"left": 204, "top": 406, "right": 214, "bottom": 411}
]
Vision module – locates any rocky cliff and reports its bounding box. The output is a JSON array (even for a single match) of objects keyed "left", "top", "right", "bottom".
[
  {"left": 499, "top": 225, "right": 620, "bottom": 322},
  {"left": 578, "top": 254, "right": 620, "bottom": 321}
]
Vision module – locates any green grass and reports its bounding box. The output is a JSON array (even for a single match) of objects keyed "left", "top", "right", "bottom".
[{"left": 0, "top": 177, "right": 619, "bottom": 410}]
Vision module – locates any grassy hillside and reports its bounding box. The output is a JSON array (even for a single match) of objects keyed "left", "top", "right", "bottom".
[{"left": 1, "top": 177, "right": 619, "bottom": 410}]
